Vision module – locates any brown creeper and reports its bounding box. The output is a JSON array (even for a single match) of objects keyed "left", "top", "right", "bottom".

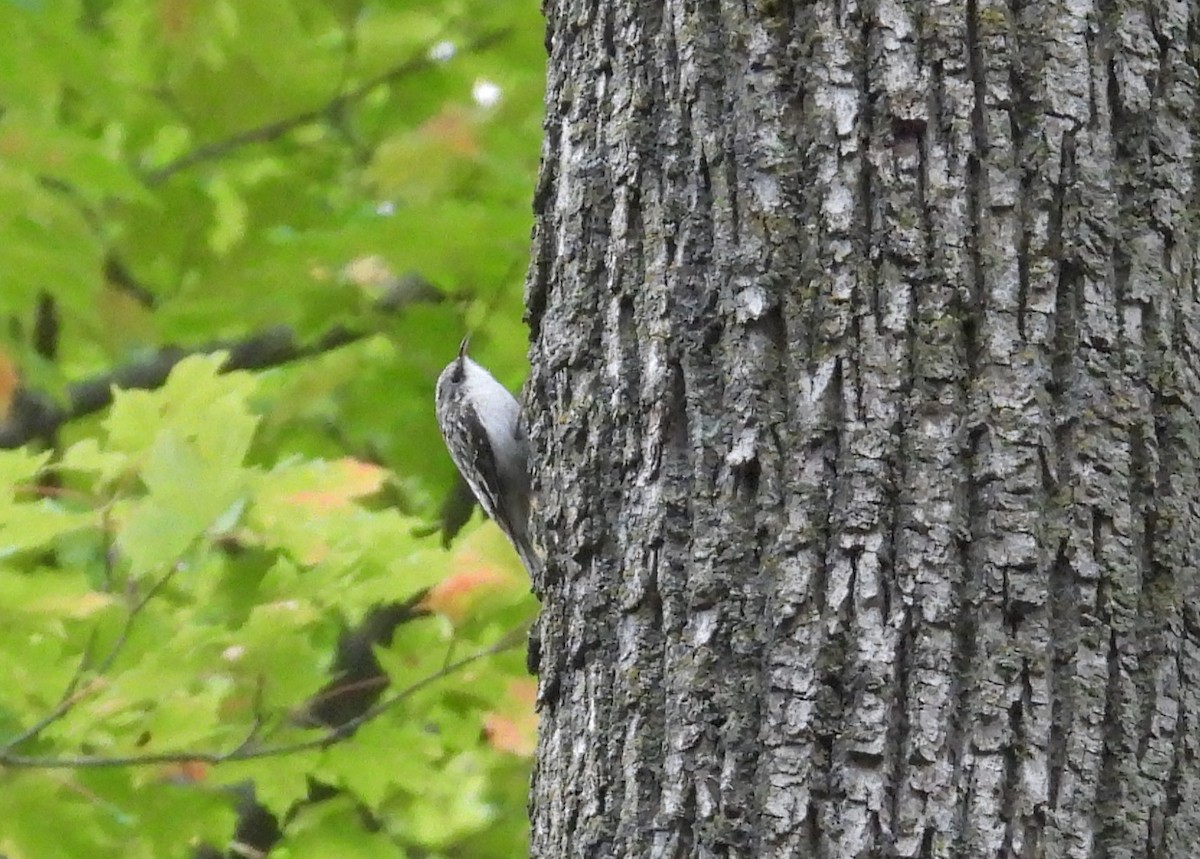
[{"left": 434, "top": 337, "right": 538, "bottom": 576}]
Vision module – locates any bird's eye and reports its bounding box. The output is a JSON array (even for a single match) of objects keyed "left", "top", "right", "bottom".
[{"left": 449, "top": 361, "right": 465, "bottom": 383}]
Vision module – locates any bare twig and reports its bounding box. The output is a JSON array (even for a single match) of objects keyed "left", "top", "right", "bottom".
[{"left": 0, "top": 625, "right": 525, "bottom": 769}]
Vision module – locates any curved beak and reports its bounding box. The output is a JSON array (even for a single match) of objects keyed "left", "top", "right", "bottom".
[{"left": 456, "top": 335, "right": 471, "bottom": 367}]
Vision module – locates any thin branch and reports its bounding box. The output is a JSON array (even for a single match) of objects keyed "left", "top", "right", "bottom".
[
  {"left": 104, "top": 254, "right": 157, "bottom": 309},
  {"left": 2, "top": 564, "right": 183, "bottom": 750},
  {"left": 143, "top": 108, "right": 330, "bottom": 185},
  {"left": 2, "top": 264, "right": 443, "bottom": 450},
  {"left": 100, "top": 507, "right": 116, "bottom": 593},
  {"left": 294, "top": 673, "right": 389, "bottom": 724},
  {"left": 142, "top": 28, "right": 509, "bottom": 185},
  {"left": 296, "top": 593, "right": 431, "bottom": 729},
  {"left": 0, "top": 626, "right": 526, "bottom": 770},
  {"left": 101, "top": 563, "right": 185, "bottom": 674},
  {"left": 4, "top": 631, "right": 101, "bottom": 750},
  {"left": 0, "top": 323, "right": 366, "bottom": 450},
  {"left": 227, "top": 677, "right": 270, "bottom": 758}
]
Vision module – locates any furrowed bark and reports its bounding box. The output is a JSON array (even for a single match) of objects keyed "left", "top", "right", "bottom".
[{"left": 525, "top": 1, "right": 1200, "bottom": 856}]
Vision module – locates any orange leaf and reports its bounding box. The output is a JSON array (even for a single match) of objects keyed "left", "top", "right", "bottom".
[
  {"left": 0, "top": 349, "right": 18, "bottom": 421},
  {"left": 483, "top": 713, "right": 528, "bottom": 755},
  {"left": 483, "top": 679, "right": 538, "bottom": 756},
  {"left": 333, "top": 458, "right": 388, "bottom": 497},
  {"left": 159, "top": 760, "right": 209, "bottom": 784},
  {"left": 158, "top": 0, "right": 195, "bottom": 40},
  {"left": 421, "top": 566, "right": 509, "bottom": 624},
  {"left": 506, "top": 677, "right": 537, "bottom": 708},
  {"left": 285, "top": 458, "right": 387, "bottom": 512},
  {"left": 286, "top": 490, "right": 344, "bottom": 512},
  {"left": 420, "top": 107, "right": 479, "bottom": 158}
]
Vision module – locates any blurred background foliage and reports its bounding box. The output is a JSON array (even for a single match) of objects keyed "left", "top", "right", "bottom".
[{"left": 0, "top": 0, "right": 544, "bottom": 856}]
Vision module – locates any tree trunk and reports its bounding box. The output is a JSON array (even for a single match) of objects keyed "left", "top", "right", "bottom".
[{"left": 524, "top": 1, "right": 1200, "bottom": 857}]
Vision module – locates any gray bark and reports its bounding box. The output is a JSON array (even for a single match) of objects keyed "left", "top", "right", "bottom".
[{"left": 524, "top": 1, "right": 1200, "bottom": 857}]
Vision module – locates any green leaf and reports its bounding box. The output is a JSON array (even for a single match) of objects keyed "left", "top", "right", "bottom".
[
  {"left": 119, "top": 429, "right": 249, "bottom": 574},
  {"left": 0, "top": 502, "right": 96, "bottom": 559},
  {"left": 217, "top": 748, "right": 323, "bottom": 818},
  {"left": 0, "top": 773, "right": 124, "bottom": 857},
  {"left": 0, "top": 448, "right": 51, "bottom": 488},
  {"left": 103, "top": 354, "right": 259, "bottom": 452},
  {"left": 206, "top": 174, "right": 248, "bottom": 255},
  {"left": 396, "top": 752, "right": 497, "bottom": 847},
  {"left": 58, "top": 438, "right": 130, "bottom": 484},
  {"left": 316, "top": 716, "right": 410, "bottom": 811},
  {"left": 280, "top": 795, "right": 409, "bottom": 859},
  {"left": 0, "top": 1, "right": 543, "bottom": 853},
  {"left": 0, "top": 566, "right": 113, "bottom": 620}
]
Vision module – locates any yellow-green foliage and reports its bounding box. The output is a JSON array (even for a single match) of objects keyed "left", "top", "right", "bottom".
[{"left": 0, "top": 1, "right": 543, "bottom": 856}]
